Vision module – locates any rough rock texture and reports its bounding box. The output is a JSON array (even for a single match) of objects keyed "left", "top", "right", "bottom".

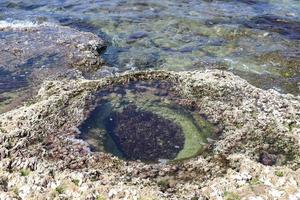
[
  {"left": 0, "top": 21, "right": 105, "bottom": 74},
  {"left": 0, "top": 21, "right": 106, "bottom": 113},
  {"left": 0, "top": 70, "right": 299, "bottom": 199}
]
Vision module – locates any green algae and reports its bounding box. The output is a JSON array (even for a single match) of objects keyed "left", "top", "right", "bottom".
[
  {"left": 249, "top": 177, "right": 261, "bottom": 185},
  {"left": 61, "top": 13, "right": 299, "bottom": 94},
  {"left": 0, "top": 91, "right": 25, "bottom": 114},
  {"left": 20, "top": 168, "right": 30, "bottom": 176},
  {"left": 124, "top": 90, "right": 212, "bottom": 160},
  {"left": 256, "top": 51, "right": 300, "bottom": 78},
  {"left": 80, "top": 81, "right": 216, "bottom": 162},
  {"left": 224, "top": 191, "right": 241, "bottom": 200},
  {"left": 275, "top": 171, "right": 284, "bottom": 177},
  {"left": 0, "top": 92, "right": 17, "bottom": 107}
]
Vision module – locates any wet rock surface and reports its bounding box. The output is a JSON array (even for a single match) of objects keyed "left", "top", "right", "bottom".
[
  {"left": 0, "top": 21, "right": 105, "bottom": 74},
  {"left": 0, "top": 0, "right": 299, "bottom": 96},
  {"left": 0, "top": 70, "right": 299, "bottom": 199},
  {"left": 0, "top": 21, "right": 106, "bottom": 113},
  {"left": 0, "top": 0, "right": 299, "bottom": 199}
]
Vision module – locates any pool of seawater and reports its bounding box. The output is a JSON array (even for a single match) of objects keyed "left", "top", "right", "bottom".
[
  {"left": 0, "top": 0, "right": 299, "bottom": 104},
  {"left": 78, "top": 80, "right": 220, "bottom": 162}
]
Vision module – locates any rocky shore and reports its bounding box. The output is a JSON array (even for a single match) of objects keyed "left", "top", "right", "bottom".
[
  {"left": 0, "top": 69, "right": 299, "bottom": 199},
  {"left": 0, "top": 21, "right": 106, "bottom": 113}
]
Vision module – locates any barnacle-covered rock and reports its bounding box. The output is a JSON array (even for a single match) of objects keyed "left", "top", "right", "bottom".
[{"left": 0, "top": 70, "right": 299, "bottom": 199}]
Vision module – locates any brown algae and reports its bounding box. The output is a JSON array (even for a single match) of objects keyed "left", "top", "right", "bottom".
[{"left": 79, "top": 80, "right": 217, "bottom": 162}]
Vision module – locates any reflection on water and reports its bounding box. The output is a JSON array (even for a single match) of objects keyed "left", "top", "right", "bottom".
[
  {"left": 79, "top": 80, "right": 219, "bottom": 162},
  {"left": 0, "top": 0, "right": 299, "bottom": 95}
]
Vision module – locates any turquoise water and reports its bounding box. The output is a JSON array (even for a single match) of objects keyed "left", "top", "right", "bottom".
[{"left": 0, "top": 0, "right": 299, "bottom": 95}]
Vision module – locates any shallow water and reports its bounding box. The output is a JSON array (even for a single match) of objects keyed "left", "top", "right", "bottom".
[
  {"left": 0, "top": 0, "right": 299, "bottom": 96},
  {"left": 79, "top": 80, "right": 218, "bottom": 162}
]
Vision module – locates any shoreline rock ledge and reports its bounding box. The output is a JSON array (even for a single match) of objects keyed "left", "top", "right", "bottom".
[
  {"left": 0, "top": 21, "right": 107, "bottom": 113},
  {"left": 0, "top": 70, "right": 299, "bottom": 199},
  {"left": 0, "top": 20, "right": 106, "bottom": 73}
]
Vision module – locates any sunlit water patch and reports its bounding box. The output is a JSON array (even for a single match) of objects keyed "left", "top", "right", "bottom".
[{"left": 79, "top": 80, "right": 221, "bottom": 162}]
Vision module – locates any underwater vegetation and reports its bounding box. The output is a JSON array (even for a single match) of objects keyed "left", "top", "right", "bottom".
[
  {"left": 79, "top": 80, "right": 219, "bottom": 162},
  {"left": 106, "top": 105, "right": 185, "bottom": 161},
  {"left": 0, "top": 0, "right": 299, "bottom": 98},
  {"left": 244, "top": 14, "right": 300, "bottom": 40}
]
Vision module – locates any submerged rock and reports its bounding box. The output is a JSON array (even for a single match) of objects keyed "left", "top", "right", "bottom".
[
  {"left": 127, "top": 31, "right": 148, "bottom": 43},
  {"left": 0, "top": 20, "right": 106, "bottom": 113},
  {"left": 0, "top": 70, "right": 299, "bottom": 199},
  {"left": 244, "top": 15, "right": 300, "bottom": 40},
  {"left": 0, "top": 20, "right": 106, "bottom": 73}
]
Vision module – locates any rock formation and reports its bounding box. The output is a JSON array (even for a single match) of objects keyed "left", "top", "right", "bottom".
[
  {"left": 0, "top": 70, "right": 299, "bottom": 199},
  {"left": 0, "top": 21, "right": 106, "bottom": 113}
]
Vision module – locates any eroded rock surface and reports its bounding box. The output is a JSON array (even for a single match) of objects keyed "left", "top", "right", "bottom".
[
  {"left": 0, "top": 21, "right": 105, "bottom": 74},
  {"left": 0, "top": 70, "right": 299, "bottom": 199},
  {"left": 0, "top": 21, "right": 106, "bottom": 113}
]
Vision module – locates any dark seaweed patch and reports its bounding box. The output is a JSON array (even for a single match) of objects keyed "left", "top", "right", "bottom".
[
  {"left": 105, "top": 105, "right": 185, "bottom": 162},
  {"left": 244, "top": 15, "right": 300, "bottom": 40}
]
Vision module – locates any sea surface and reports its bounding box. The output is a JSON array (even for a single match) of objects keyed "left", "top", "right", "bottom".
[{"left": 0, "top": 0, "right": 299, "bottom": 96}]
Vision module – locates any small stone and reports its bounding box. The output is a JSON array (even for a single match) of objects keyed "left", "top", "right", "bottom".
[
  {"left": 259, "top": 152, "right": 276, "bottom": 166},
  {"left": 262, "top": 144, "right": 270, "bottom": 150}
]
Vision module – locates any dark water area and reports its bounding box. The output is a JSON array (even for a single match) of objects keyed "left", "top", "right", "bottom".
[
  {"left": 0, "top": 0, "right": 299, "bottom": 107},
  {"left": 244, "top": 15, "right": 300, "bottom": 40},
  {"left": 0, "top": 67, "right": 27, "bottom": 93},
  {"left": 79, "top": 80, "right": 218, "bottom": 162},
  {"left": 105, "top": 105, "right": 185, "bottom": 161}
]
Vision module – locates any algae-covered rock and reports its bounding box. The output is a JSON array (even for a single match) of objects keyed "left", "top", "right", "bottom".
[
  {"left": 0, "top": 20, "right": 106, "bottom": 113},
  {"left": 0, "top": 20, "right": 106, "bottom": 73},
  {"left": 0, "top": 70, "right": 299, "bottom": 199},
  {"left": 256, "top": 51, "right": 300, "bottom": 79}
]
